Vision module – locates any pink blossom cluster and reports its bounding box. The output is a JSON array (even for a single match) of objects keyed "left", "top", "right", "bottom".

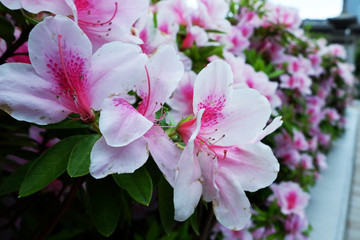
[
  {"left": 0, "top": 0, "right": 283, "bottom": 233},
  {"left": 0, "top": 0, "right": 355, "bottom": 238}
]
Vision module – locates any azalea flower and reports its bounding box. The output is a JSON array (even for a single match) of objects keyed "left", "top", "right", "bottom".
[
  {"left": 1, "top": 0, "right": 148, "bottom": 50},
  {"left": 173, "top": 60, "right": 282, "bottom": 230},
  {"left": 270, "top": 181, "right": 310, "bottom": 217},
  {"left": 0, "top": 16, "right": 147, "bottom": 125},
  {"left": 90, "top": 45, "right": 184, "bottom": 186}
]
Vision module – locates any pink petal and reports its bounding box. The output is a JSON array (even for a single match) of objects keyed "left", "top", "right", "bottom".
[
  {"left": 0, "top": 0, "right": 22, "bottom": 9},
  {"left": 193, "top": 60, "right": 233, "bottom": 115},
  {"left": 22, "top": 0, "right": 71, "bottom": 14},
  {"left": 90, "top": 136, "right": 149, "bottom": 179},
  {"left": 216, "top": 142, "right": 279, "bottom": 192},
  {"left": 208, "top": 88, "right": 272, "bottom": 146},
  {"left": 99, "top": 96, "right": 153, "bottom": 147},
  {"left": 29, "top": 15, "right": 92, "bottom": 83},
  {"left": 197, "top": 151, "right": 219, "bottom": 201},
  {"left": 144, "top": 126, "right": 182, "bottom": 187},
  {"left": 213, "top": 173, "right": 251, "bottom": 231},
  {"left": 174, "top": 109, "right": 204, "bottom": 221},
  {"left": 137, "top": 45, "right": 184, "bottom": 120},
  {"left": 0, "top": 63, "right": 70, "bottom": 125},
  {"left": 90, "top": 41, "right": 147, "bottom": 110},
  {"left": 74, "top": 0, "right": 148, "bottom": 50}
]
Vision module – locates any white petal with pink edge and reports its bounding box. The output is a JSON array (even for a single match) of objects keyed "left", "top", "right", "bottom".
[
  {"left": 29, "top": 16, "right": 92, "bottom": 84},
  {"left": 0, "top": 63, "right": 70, "bottom": 125},
  {"left": 90, "top": 41, "right": 147, "bottom": 110},
  {"left": 213, "top": 173, "right": 251, "bottom": 231},
  {"left": 174, "top": 109, "right": 204, "bottom": 222},
  {"left": 144, "top": 126, "right": 182, "bottom": 187},
  {"left": 90, "top": 136, "right": 149, "bottom": 179},
  {"left": 217, "top": 143, "right": 279, "bottom": 192},
  {"left": 99, "top": 96, "right": 153, "bottom": 147}
]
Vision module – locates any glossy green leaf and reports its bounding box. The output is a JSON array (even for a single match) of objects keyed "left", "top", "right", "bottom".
[
  {"left": 18, "top": 135, "right": 84, "bottom": 197},
  {"left": 189, "top": 210, "right": 199, "bottom": 236},
  {"left": 113, "top": 166, "right": 153, "bottom": 206},
  {"left": 87, "top": 177, "right": 122, "bottom": 237},
  {"left": 158, "top": 177, "right": 174, "bottom": 234},
  {"left": 67, "top": 134, "right": 99, "bottom": 177}
]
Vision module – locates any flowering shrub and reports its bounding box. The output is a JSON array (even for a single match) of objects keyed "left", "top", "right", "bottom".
[{"left": 0, "top": 0, "right": 355, "bottom": 239}]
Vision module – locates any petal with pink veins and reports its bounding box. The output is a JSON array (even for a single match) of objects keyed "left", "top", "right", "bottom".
[
  {"left": 144, "top": 126, "right": 182, "bottom": 187},
  {"left": 193, "top": 60, "right": 233, "bottom": 115},
  {"left": 213, "top": 173, "right": 251, "bottom": 231},
  {"left": 89, "top": 41, "right": 147, "bottom": 110},
  {"left": 0, "top": 63, "right": 70, "bottom": 125},
  {"left": 174, "top": 109, "right": 204, "bottom": 221},
  {"left": 90, "top": 136, "right": 149, "bottom": 179},
  {"left": 72, "top": 0, "right": 148, "bottom": 50},
  {"left": 137, "top": 45, "right": 184, "bottom": 120},
  {"left": 99, "top": 96, "right": 153, "bottom": 147},
  {"left": 206, "top": 88, "right": 272, "bottom": 146}
]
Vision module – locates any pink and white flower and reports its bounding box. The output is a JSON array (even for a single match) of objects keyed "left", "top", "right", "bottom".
[
  {"left": 173, "top": 60, "right": 281, "bottom": 230},
  {"left": 270, "top": 181, "right": 310, "bottom": 217},
  {"left": 90, "top": 45, "right": 184, "bottom": 186},
  {"left": 0, "top": 16, "right": 147, "bottom": 125}
]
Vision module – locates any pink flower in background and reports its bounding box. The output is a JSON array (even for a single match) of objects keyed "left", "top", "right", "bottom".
[
  {"left": 300, "top": 153, "right": 314, "bottom": 170},
  {"left": 270, "top": 181, "right": 310, "bottom": 217},
  {"left": 174, "top": 60, "right": 281, "bottom": 230},
  {"left": 293, "top": 130, "right": 309, "bottom": 151},
  {"left": 280, "top": 73, "right": 312, "bottom": 95},
  {"left": 284, "top": 214, "right": 309, "bottom": 240},
  {"left": 167, "top": 71, "right": 196, "bottom": 122},
  {"left": 90, "top": 45, "right": 184, "bottom": 186},
  {"left": 0, "top": 16, "right": 147, "bottom": 125},
  {"left": 213, "top": 222, "right": 253, "bottom": 240},
  {"left": 327, "top": 44, "right": 346, "bottom": 59},
  {"left": 263, "top": 3, "right": 301, "bottom": 30},
  {"left": 316, "top": 152, "right": 328, "bottom": 170},
  {"left": 222, "top": 51, "right": 281, "bottom": 110}
]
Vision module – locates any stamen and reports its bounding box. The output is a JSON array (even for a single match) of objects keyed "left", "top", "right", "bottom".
[{"left": 78, "top": 2, "right": 118, "bottom": 27}]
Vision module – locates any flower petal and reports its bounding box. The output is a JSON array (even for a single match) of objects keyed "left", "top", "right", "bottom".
[
  {"left": 99, "top": 96, "right": 153, "bottom": 147},
  {"left": 22, "top": 0, "right": 71, "bottom": 14},
  {"left": 193, "top": 60, "right": 233, "bottom": 115},
  {"left": 0, "top": 63, "right": 70, "bottom": 125},
  {"left": 217, "top": 143, "right": 279, "bottom": 192},
  {"left": 90, "top": 136, "right": 149, "bottom": 179},
  {"left": 174, "top": 109, "right": 204, "bottom": 222},
  {"left": 144, "top": 126, "right": 182, "bottom": 187},
  {"left": 90, "top": 41, "right": 147, "bottom": 110},
  {"left": 213, "top": 173, "right": 251, "bottom": 231},
  {"left": 29, "top": 16, "right": 92, "bottom": 85},
  {"left": 206, "top": 88, "right": 272, "bottom": 146},
  {"left": 137, "top": 45, "right": 184, "bottom": 120},
  {"left": 197, "top": 151, "right": 219, "bottom": 202}
]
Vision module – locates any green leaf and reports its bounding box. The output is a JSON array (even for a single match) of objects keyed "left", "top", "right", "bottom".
[
  {"left": 189, "top": 210, "right": 200, "bottom": 236},
  {"left": 87, "top": 177, "right": 122, "bottom": 237},
  {"left": 113, "top": 166, "right": 153, "bottom": 206},
  {"left": 67, "top": 134, "right": 99, "bottom": 177},
  {"left": 0, "top": 160, "right": 33, "bottom": 195},
  {"left": 18, "top": 135, "right": 84, "bottom": 197},
  {"left": 268, "top": 69, "right": 285, "bottom": 78},
  {"left": 158, "top": 177, "right": 174, "bottom": 234},
  {"left": 0, "top": 16, "right": 15, "bottom": 46}
]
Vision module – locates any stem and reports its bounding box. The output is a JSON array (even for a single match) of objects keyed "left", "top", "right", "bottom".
[
  {"left": 0, "top": 25, "right": 32, "bottom": 64},
  {"left": 33, "top": 177, "right": 86, "bottom": 240},
  {"left": 199, "top": 208, "right": 215, "bottom": 240}
]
